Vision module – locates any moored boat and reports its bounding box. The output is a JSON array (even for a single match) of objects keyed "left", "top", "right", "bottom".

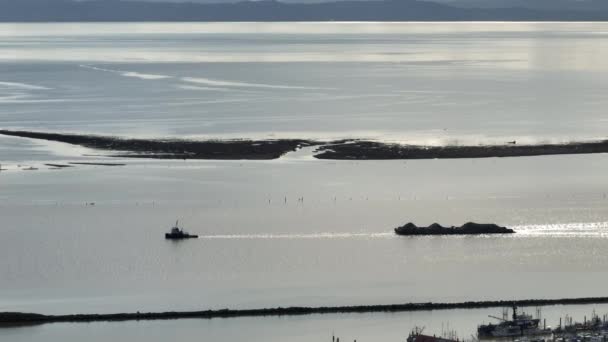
[{"left": 478, "top": 306, "right": 550, "bottom": 339}]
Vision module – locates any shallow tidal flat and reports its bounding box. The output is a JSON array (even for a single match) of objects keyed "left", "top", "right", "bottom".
[{"left": 3, "top": 130, "right": 608, "bottom": 161}]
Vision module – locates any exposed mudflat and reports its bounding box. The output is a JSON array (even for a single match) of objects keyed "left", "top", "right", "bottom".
[
  {"left": 0, "top": 130, "right": 316, "bottom": 160},
  {"left": 44, "top": 163, "right": 74, "bottom": 168},
  {"left": 68, "top": 162, "right": 126, "bottom": 166},
  {"left": 314, "top": 140, "right": 608, "bottom": 160},
  {"left": 3, "top": 130, "right": 608, "bottom": 161}
]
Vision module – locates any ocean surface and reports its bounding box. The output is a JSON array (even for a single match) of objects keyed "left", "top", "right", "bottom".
[{"left": 2, "top": 22, "right": 608, "bottom": 341}]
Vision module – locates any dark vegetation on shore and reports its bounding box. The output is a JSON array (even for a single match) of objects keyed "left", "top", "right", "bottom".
[
  {"left": 0, "top": 130, "right": 315, "bottom": 160},
  {"left": 44, "top": 163, "right": 74, "bottom": 168},
  {"left": 394, "top": 222, "right": 515, "bottom": 235},
  {"left": 314, "top": 140, "right": 608, "bottom": 160},
  {"left": 69, "top": 162, "right": 126, "bottom": 166},
  {"left": 3, "top": 297, "right": 608, "bottom": 326},
  {"left": 3, "top": 130, "right": 608, "bottom": 161}
]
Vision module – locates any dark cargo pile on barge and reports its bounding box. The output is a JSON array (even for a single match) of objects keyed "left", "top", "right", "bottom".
[{"left": 394, "top": 222, "right": 515, "bottom": 235}]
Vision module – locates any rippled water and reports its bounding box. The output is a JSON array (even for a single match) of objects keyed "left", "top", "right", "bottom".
[
  {"left": 1, "top": 154, "right": 608, "bottom": 317},
  {"left": 2, "top": 22, "right": 608, "bottom": 146},
  {"left": 2, "top": 22, "right": 608, "bottom": 341}
]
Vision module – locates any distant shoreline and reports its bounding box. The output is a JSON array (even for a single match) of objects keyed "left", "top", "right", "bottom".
[
  {"left": 2, "top": 130, "right": 608, "bottom": 161},
  {"left": 2, "top": 0, "right": 608, "bottom": 23},
  {"left": 314, "top": 140, "right": 608, "bottom": 160},
  {"left": 3, "top": 20, "right": 608, "bottom": 23},
  {"left": 0, "top": 130, "right": 315, "bottom": 160},
  {"left": 3, "top": 297, "right": 608, "bottom": 326}
]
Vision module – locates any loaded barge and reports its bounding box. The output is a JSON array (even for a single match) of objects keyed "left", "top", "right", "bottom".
[{"left": 395, "top": 222, "right": 514, "bottom": 236}]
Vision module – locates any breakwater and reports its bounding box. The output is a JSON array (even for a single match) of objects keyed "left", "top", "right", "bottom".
[{"left": 3, "top": 297, "right": 608, "bottom": 326}]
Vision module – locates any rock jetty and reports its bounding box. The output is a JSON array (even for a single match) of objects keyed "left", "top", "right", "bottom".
[
  {"left": 394, "top": 222, "right": 514, "bottom": 235},
  {"left": 3, "top": 297, "right": 608, "bottom": 326}
]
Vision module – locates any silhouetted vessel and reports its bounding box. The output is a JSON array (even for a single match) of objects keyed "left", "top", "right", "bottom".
[
  {"left": 394, "top": 222, "right": 514, "bottom": 235},
  {"left": 165, "top": 221, "right": 198, "bottom": 239},
  {"left": 477, "top": 305, "right": 550, "bottom": 338}
]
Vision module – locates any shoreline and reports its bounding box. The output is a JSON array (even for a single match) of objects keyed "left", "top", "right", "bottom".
[
  {"left": 3, "top": 297, "right": 608, "bottom": 326},
  {"left": 314, "top": 140, "right": 608, "bottom": 160},
  {"left": 0, "top": 130, "right": 316, "bottom": 160},
  {"left": 2, "top": 130, "right": 608, "bottom": 161}
]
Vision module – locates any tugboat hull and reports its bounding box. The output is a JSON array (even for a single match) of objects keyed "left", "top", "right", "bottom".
[
  {"left": 165, "top": 221, "right": 198, "bottom": 239},
  {"left": 165, "top": 233, "right": 198, "bottom": 239}
]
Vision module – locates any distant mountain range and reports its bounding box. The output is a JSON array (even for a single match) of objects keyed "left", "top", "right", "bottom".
[
  {"left": 438, "top": 0, "right": 608, "bottom": 11},
  {"left": 1, "top": 0, "right": 608, "bottom": 22}
]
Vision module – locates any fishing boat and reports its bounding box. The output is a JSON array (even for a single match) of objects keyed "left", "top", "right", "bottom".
[{"left": 478, "top": 306, "right": 550, "bottom": 338}]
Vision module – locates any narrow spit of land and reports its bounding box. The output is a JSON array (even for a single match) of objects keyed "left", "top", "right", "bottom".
[
  {"left": 3, "top": 297, "right": 608, "bottom": 326},
  {"left": 314, "top": 140, "right": 608, "bottom": 160},
  {"left": 0, "top": 130, "right": 316, "bottom": 160},
  {"left": 2, "top": 130, "right": 608, "bottom": 160},
  {"left": 68, "top": 162, "right": 126, "bottom": 166}
]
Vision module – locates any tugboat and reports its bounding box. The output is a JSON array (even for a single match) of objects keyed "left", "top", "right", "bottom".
[{"left": 165, "top": 220, "right": 198, "bottom": 239}]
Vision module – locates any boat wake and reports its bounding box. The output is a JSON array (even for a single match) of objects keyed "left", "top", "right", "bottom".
[
  {"left": 197, "top": 232, "right": 393, "bottom": 240},
  {"left": 79, "top": 64, "right": 322, "bottom": 90},
  {"left": 198, "top": 222, "right": 608, "bottom": 240},
  {"left": 180, "top": 77, "right": 326, "bottom": 90},
  {"left": 79, "top": 65, "right": 171, "bottom": 80},
  {"left": 0, "top": 81, "right": 50, "bottom": 90},
  {"left": 513, "top": 221, "right": 608, "bottom": 237}
]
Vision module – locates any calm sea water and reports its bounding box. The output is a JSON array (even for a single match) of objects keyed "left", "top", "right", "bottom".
[
  {"left": 2, "top": 22, "right": 608, "bottom": 145},
  {"left": 1, "top": 22, "right": 608, "bottom": 341}
]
